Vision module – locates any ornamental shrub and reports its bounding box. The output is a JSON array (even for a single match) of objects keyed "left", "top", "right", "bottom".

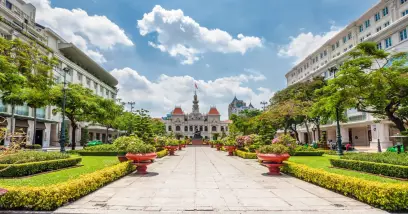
[
  {"left": 222, "top": 138, "right": 236, "bottom": 146},
  {"left": 165, "top": 138, "right": 180, "bottom": 146},
  {"left": 330, "top": 159, "right": 408, "bottom": 178},
  {"left": 341, "top": 152, "right": 408, "bottom": 166},
  {"left": 258, "top": 144, "right": 289, "bottom": 154},
  {"left": 83, "top": 144, "right": 118, "bottom": 152},
  {"left": 155, "top": 136, "right": 167, "bottom": 147},
  {"left": 113, "top": 136, "right": 139, "bottom": 152},
  {"left": 282, "top": 161, "right": 408, "bottom": 211},
  {"left": 156, "top": 149, "right": 168, "bottom": 158},
  {"left": 127, "top": 142, "right": 155, "bottom": 154},
  {"left": 236, "top": 149, "right": 257, "bottom": 159},
  {"left": 0, "top": 161, "right": 135, "bottom": 210},
  {"left": 0, "top": 157, "right": 81, "bottom": 177},
  {"left": 0, "top": 151, "right": 69, "bottom": 164},
  {"left": 292, "top": 151, "right": 324, "bottom": 156}
]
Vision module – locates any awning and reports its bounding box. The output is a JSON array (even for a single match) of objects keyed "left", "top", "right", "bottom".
[
  {"left": 36, "top": 122, "right": 46, "bottom": 130},
  {"left": 15, "top": 119, "right": 29, "bottom": 128}
]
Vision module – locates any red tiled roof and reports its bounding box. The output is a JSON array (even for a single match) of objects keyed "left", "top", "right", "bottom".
[
  {"left": 172, "top": 107, "right": 184, "bottom": 115},
  {"left": 208, "top": 107, "right": 220, "bottom": 115}
]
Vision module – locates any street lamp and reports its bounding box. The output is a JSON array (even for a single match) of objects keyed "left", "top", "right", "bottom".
[
  {"left": 376, "top": 125, "right": 382, "bottom": 152},
  {"left": 59, "top": 67, "right": 70, "bottom": 152},
  {"left": 260, "top": 101, "right": 268, "bottom": 111},
  {"left": 335, "top": 107, "right": 343, "bottom": 155}
]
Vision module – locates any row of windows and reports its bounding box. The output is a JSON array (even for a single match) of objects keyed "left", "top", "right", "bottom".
[
  {"left": 377, "top": 28, "right": 408, "bottom": 50},
  {"left": 169, "top": 125, "right": 228, "bottom": 132},
  {"left": 359, "top": 7, "right": 388, "bottom": 33}
]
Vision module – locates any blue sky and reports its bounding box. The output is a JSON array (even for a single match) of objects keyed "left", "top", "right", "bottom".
[{"left": 30, "top": 0, "right": 378, "bottom": 119}]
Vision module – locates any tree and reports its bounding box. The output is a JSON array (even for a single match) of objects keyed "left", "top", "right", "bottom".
[
  {"left": 80, "top": 126, "right": 89, "bottom": 146},
  {"left": 133, "top": 109, "right": 155, "bottom": 144},
  {"left": 51, "top": 84, "right": 99, "bottom": 150},
  {"left": 116, "top": 112, "right": 138, "bottom": 135},
  {"left": 151, "top": 118, "right": 166, "bottom": 136},
  {"left": 94, "top": 98, "right": 123, "bottom": 143}
]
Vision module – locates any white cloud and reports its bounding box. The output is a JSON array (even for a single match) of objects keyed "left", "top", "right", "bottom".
[
  {"left": 278, "top": 25, "right": 343, "bottom": 64},
  {"left": 26, "top": 0, "right": 134, "bottom": 63},
  {"left": 137, "top": 5, "right": 263, "bottom": 65},
  {"left": 111, "top": 68, "right": 272, "bottom": 119}
]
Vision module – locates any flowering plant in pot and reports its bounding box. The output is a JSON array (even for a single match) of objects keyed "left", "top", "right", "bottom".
[
  {"left": 165, "top": 139, "right": 179, "bottom": 155},
  {"left": 125, "top": 141, "right": 157, "bottom": 174},
  {"left": 178, "top": 140, "right": 184, "bottom": 150},
  {"left": 215, "top": 140, "right": 222, "bottom": 151},
  {"left": 223, "top": 138, "right": 237, "bottom": 156},
  {"left": 113, "top": 136, "right": 137, "bottom": 162},
  {"left": 257, "top": 144, "right": 290, "bottom": 175}
]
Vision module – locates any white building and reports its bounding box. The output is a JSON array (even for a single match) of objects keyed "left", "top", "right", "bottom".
[
  {"left": 163, "top": 91, "right": 231, "bottom": 140},
  {"left": 0, "top": 0, "right": 118, "bottom": 147},
  {"left": 283, "top": 0, "right": 408, "bottom": 149},
  {"left": 228, "top": 96, "right": 255, "bottom": 118}
]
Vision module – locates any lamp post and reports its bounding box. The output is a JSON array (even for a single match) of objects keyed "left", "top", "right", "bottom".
[
  {"left": 260, "top": 101, "right": 268, "bottom": 111},
  {"left": 59, "top": 67, "right": 70, "bottom": 152},
  {"left": 335, "top": 107, "right": 343, "bottom": 155},
  {"left": 376, "top": 125, "right": 382, "bottom": 152}
]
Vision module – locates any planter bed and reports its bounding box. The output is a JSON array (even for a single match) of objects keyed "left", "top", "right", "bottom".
[
  {"left": 330, "top": 158, "right": 408, "bottom": 179},
  {"left": 282, "top": 161, "right": 408, "bottom": 211},
  {"left": 0, "top": 161, "right": 135, "bottom": 211},
  {"left": 0, "top": 157, "right": 82, "bottom": 177},
  {"left": 292, "top": 151, "right": 324, "bottom": 156},
  {"left": 236, "top": 150, "right": 257, "bottom": 159}
]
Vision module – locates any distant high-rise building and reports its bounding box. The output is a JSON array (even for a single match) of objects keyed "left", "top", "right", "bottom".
[{"left": 228, "top": 96, "right": 255, "bottom": 118}]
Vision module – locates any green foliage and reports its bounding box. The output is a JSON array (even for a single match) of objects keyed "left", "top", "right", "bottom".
[
  {"left": 292, "top": 151, "right": 324, "bottom": 156},
  {"left": 112, "top": 136, "right": 138, "bottom": 152},
  {"left": 151, "top": 119, "right": 166, "bottom": 136},
  {"left": 222, "top": 138, "right": 236, "bottom": 146},
  {"left": 83, "top": 144, "right": 118, "bottom": 152},
  {"left": 235, "top": 149, "right": 257, "bottom": 159},
  {"left": 24, "top": 144, "right": 42, "bottom": 150},
  {"left": 165, "top": 138, "right": 180, "bottom": 146},
  {"left": 0, "top": 157, "right": 81, "bottom": 177},
  {"left": 282, "top": 161, "right": 408, "bottom": 211},
  {"left": 76, "top": 151, "right": 118, "bottom": 156},
  {"left": 93, "top": 98, "right": 123, "bottom": 143},
  {"left": 126, "top": 142, "right": 156, "bottom": 154},
  {"left": 112, "top": 135, "right": 154, "bottom": 154},
  {"left": 341, "top": 152, "right": 408, "bottom": 166},
  {"left": 258, "top": 144, "right": 289, "bottom": 154},
  {"left": 0, "top": 161, "right": 135, "bottom": 210},
  {"left": 330, "top": 159, "right": 408, "bottom": 179},
  {"left": 0, "top": 151, "right": 69, "bottom": 164},
  {"left": 132, "top": 109, "right": 155, "bottom": 144},
  {"left": 80, "top": 127, "right": 89, "bottom": 146}
]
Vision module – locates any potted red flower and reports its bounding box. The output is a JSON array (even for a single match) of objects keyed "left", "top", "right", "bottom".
[
  {"left": 257, "top": 144, "right": 290, "bottom": 175},
  {"left": 113, "top": 136, "right": 136, "bottom": 162},
  {"left": 215, "top": 140, "right": 222, "bottom": 151},
  {"left": 222, "top": 138, "right": 237, "bottom": 156},
  {"left": 165, "top": 139, "right": 179, "bottom": 155},
  {"left": 125, "top": 141, "right": 157, "bottom": 174}
]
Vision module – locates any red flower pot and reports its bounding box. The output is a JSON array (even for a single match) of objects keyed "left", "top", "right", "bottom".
[
  {"left": 216, "top": 144, "right": 222, "bottom": 151},
  {"left": 182, "top": 144, "right": 186, "bottom": 148},
  {"left": 178, "top": 144, "right": 183, "bottom": 150},
  {"left": 117, "top": 154, "right": 128, "bottom": 162},
  {"left": 126, "top": 152, "right": 157, "bottom": 174},
  {"left": 165, "top": 146, "right": 179, "bottom": 155},
  {"left": 224, "top": 146, "right": 236, "bottom": 156},
  {"left": 257, "top": 153, "right": 290, "bottom": 175},
  {"left": 210, "top": 144, "right": 214, "bottom": 148}
]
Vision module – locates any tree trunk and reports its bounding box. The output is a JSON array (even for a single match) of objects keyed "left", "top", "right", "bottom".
[
  {"left": 317, "top": 124, "right": 321, "bottom": 143},
  {"left": 32, "top": 107, "right": 37, "bottom": 145},
  {"left": 105, "top": 126, "right": 109, "bottom": 144},
  {"left": 304, "top": 120, "right": 312, "bottom": 144},
  {"left": 290, "top": 125, "right": 300, "bottom": 142},
  {"left": 71, "top": 123, "right": 77, "bottom": 150},
  {"left": 10, "top": 104, "right": 15, "bottom": 135}
]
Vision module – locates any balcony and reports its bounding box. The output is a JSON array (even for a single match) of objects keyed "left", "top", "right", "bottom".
[{"left": 36, "top": 108, "right": 46, "bottom": 119}]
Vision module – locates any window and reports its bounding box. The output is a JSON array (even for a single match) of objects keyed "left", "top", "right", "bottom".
[
  {"left": 106, "top": 90, "right": 109, "bottom": 96},
  {"left": 359, "top": 25, "right": 364, "bottom": 32},
  {"left": 176, "top": 126, "right": 180, "bottom": 131},
  {"left": 86, "top": 77, "right": 90, "bottom": 86},
  {"left": 168, "top": 126, "right": 172, "bottom": 131},
  {"left": 349, "top": 44, "right": 353, "bottom": 49},
  {"left": 384, "top": 21, "right": 390, "bottom": 27},
  {"left": 77, "top": 73, "right": 82, "bottom": 81},
  {"left": 315, "top": 56, "right": 318, "bottom": 62},
  {"left": 377, "top": 42, "right": 382, "bottom": 50},
  {"left": 375, "top": 12, "right": 381, "bottom": 21},
  {"left": 383, "top": 7, "right": 389, "bottom": 16},
  {"left": 212, "top": 126, "right": 217, "bottom": 132},
  {"left": 320, "top": 53, "right": 323, "bottom": 59},
  {"left": 376, "top": 26, "right": 382, "bottom": 32},
  {"left": 403, "top": 10, "right": 408, "bottom": 16},
  {"left": 184, "top": 126, "right": 188, "bottom": 131},
  {"left": 204, "top": 126, "right": 208, "bottom": 131},
  {"left": 189, "top": 126, "right": 193, "bottom": 131},
  {"left": 348, "top": 32, "right": 352, "bottom": 40},
  {"left": 343, "top": 36, "right": 347, "bottom": 43},
  {"left": 312, "top": 58, "right": 315, "bottom": 64},
  {"left": 366, "top": 33, "right": 371, "bottom": 37},
  {"left": 360, "top": 37, "right": 364, "bottom": 42},
  {"left": 385, "top": 37, "right": 392, "bottom": 48},
  {"left": 94, "top": 82, "right": 98, "bottom": 90},
  {"left": 365, "top": 20, "right": 370, "bottom": 28},
  {"left": 400, "top": 29, "right": 407, "bottom": 41},
  {"left": 5, "top": 0, "right": 12, "bottom": 9},
  {"left": 401, "top": 0, "right": 407, "bottom": 5},
  {"left": 324, "top": 50, "right": 327, "bottom": 56},
  {"left": 336, "top": 41, "right": 339, "bottom": 48},
  {"left": 100, "top": 87, "right": 104, "bottom": 94},
  {"left": 332, "top": 44, "right": 335, "bottom": 50}
]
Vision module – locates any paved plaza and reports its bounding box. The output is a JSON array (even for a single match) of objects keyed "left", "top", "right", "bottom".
[{"left": 55, "top": 147, "right": 387, "bottom": 214}]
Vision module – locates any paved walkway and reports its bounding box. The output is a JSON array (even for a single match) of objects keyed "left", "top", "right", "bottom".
[{"left": 55, "top": 146, "right": 387, "bottom": 214}]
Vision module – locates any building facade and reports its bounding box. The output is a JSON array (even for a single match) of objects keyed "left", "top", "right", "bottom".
[
  {"left": 163, "top": 92, "right": 231, "bottom": 140},
  {"left": 0, "top": 0, "right": 118, "bottom": 147},
  {"left": 228, "top": 96, "right": 255, "bottom": 118},
  {"left": 283, "top": 0, "right": 408, "bottom": 149}
]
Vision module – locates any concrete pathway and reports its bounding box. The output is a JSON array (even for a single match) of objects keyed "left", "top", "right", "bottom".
[{"left": 55, "top": 146, "right": 387, "bottom": 214}]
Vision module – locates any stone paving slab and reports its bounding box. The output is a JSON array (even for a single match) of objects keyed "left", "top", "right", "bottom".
[{"left": 54, "top": 146, "right": 389, "bottom": 214}]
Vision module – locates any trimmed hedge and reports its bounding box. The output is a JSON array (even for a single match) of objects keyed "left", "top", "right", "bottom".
[
  {"left": 282, "top": 161, "right": 408, "bottom": 211},
  {"left": 0, "top": 161, "right": 135, "bottom": 210},
  {"left": 76, "top": 151, "right": 118, "bottom": 156},
  {"left": 330, "top": 159, "right": 408, "bottom": 179},
  {"left": 292, "top": 151, "right": 324, "bottom": 156},
  {"left": 236, "top": 150, "right": 257, "bottom": 159},
  {"left": 156, "top": 149, "right": 168, "bottom": 158},
  {"left": 341, "top": 153, "right": 408, "bottom": 166},
  {"left": 0, "top": 151, "right": 70, "bottom": 164},
  {"left": 0, "top": 157, "right": 82, "bottom": 177}
]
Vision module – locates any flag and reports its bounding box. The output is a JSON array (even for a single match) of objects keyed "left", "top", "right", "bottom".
[{"left": 195, "top": 83, "right": 198, "bottom": 89}]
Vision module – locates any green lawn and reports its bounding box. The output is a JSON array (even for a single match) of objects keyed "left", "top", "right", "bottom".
[
  {"left": 0, "top": 156, "right": 119, "bottom": 187},
  {"left": 288, "top": 155, "right": 401, "bottom": 183}
]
